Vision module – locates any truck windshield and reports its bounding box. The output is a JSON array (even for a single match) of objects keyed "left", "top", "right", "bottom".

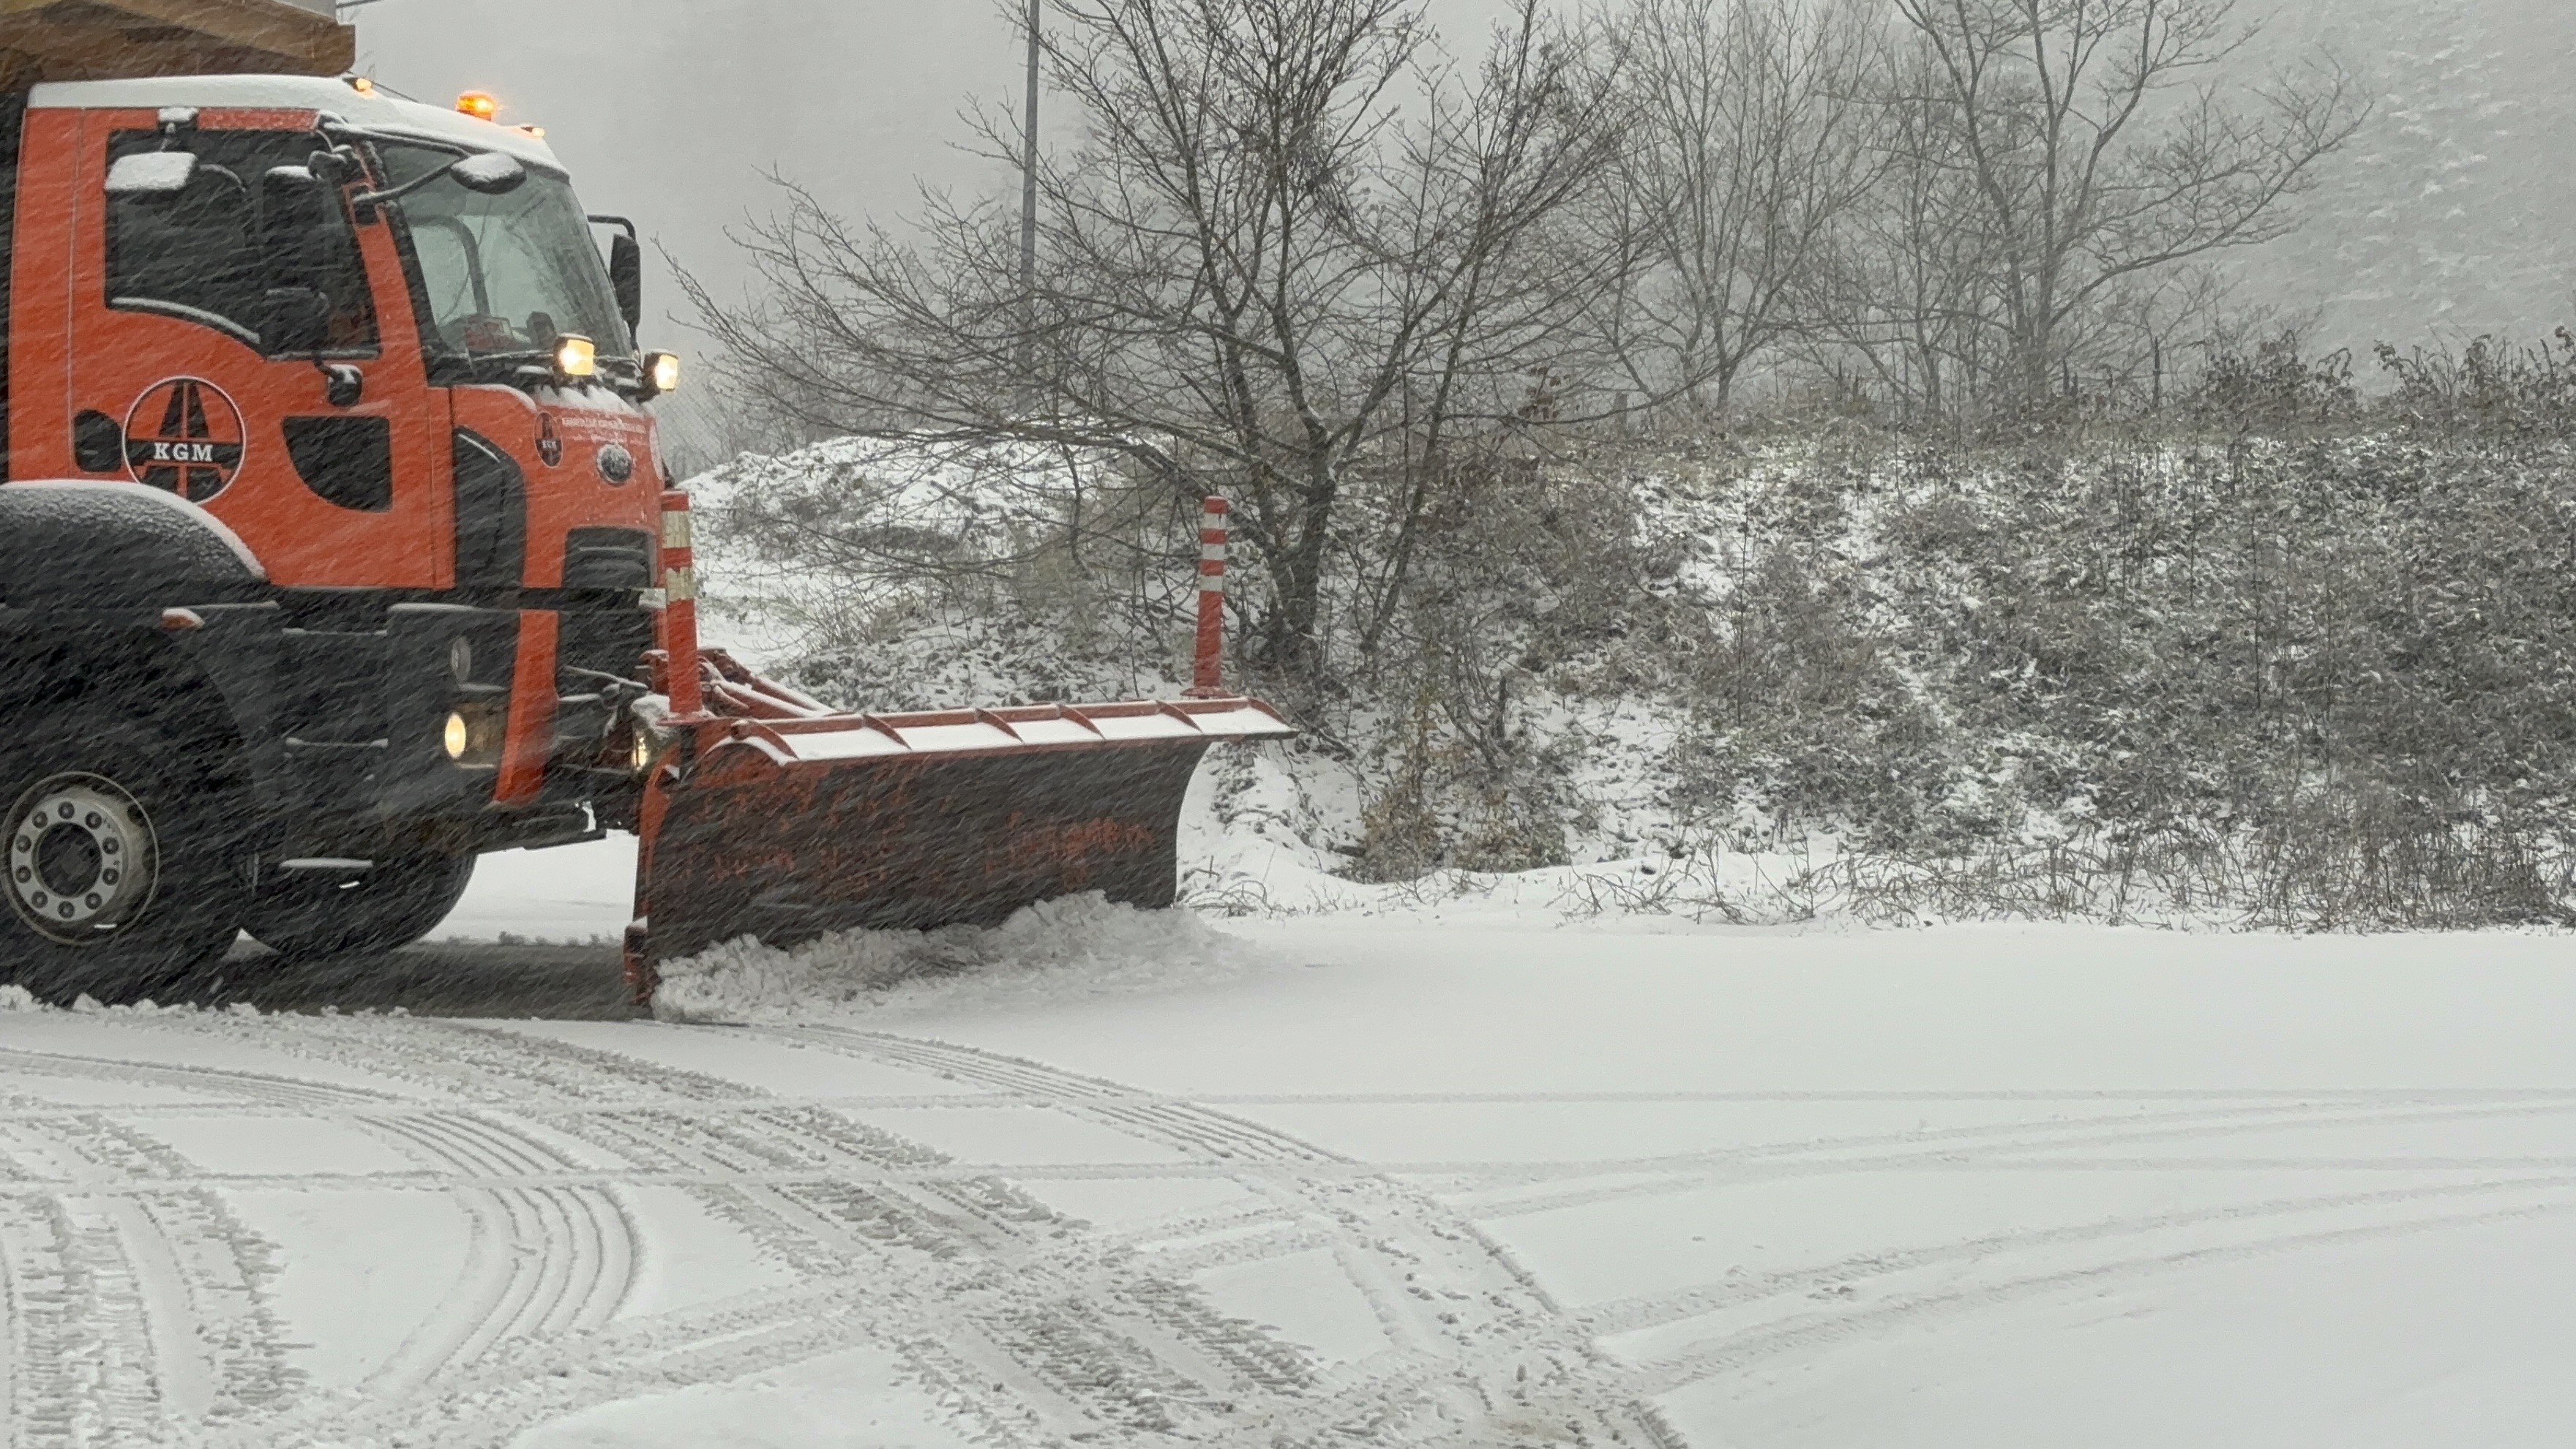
[{"left": 378, "top": 142, "right": 632, "bottom": 374}]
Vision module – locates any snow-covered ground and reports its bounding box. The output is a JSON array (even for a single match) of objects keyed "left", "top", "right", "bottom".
[{"left": 9, "top": 844, "right": 2575, "bottom": 1447}]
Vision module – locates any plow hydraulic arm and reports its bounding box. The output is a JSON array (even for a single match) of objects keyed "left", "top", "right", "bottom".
[{"left": 622, "top": 493, "right": 1294, "bottom": 1002}]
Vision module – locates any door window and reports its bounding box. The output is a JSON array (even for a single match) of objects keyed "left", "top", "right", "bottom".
[{"left": 105, "top": 129, "right": 377, "bottom": 353}]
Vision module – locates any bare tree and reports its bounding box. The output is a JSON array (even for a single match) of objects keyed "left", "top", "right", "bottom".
[
  {"left": 1881, "top": 0, "right": 2368, "bottom": 411},
  {"left": 1802, "top": 40, "right": 1996, "bottom": 419},
  {"left": 1588, "top": 0, "right": 1889, "bottom": 413},
  {"left": 687, "top": 0, "right": 1620, "bottom": 678}
]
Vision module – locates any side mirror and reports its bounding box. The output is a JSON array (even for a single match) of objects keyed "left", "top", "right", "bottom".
[
  {"left": 260, "top": 165, "right": 332, "bottom": 289},
  {"left": 609, "top": 232, "right": 643, "bottom": 340},
  {"left": 450, "top": 151, "right": 527, "bottom": 195},
  {"left": 307, "top": 145, "right": 367, "bottom": 191},
  {"left": 262, "top": 286, "right": 332, "bottom": 356},
  {"left": 107, "top": 151, "right": 200, "bottom": 200}
]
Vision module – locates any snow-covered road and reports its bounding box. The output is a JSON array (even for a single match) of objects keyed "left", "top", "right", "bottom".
[{"left": 7, "top": 899, "right": 2575, "bottom": 1446}]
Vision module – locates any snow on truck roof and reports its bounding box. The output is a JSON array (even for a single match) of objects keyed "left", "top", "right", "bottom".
[{"left": 27, "top": 74, "right": 568, "bottom": 171}]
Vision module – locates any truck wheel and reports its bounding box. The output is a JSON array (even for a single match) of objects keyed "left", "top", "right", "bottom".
[
  {"left": 243, "top": 847, "right": 478, "bottom": 959},
  {"left": 1, "top": 722, "right": 251, "bottom": 1005}
]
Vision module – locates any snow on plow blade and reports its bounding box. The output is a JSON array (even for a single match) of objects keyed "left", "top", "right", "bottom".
[
  {"left": 634, "top": 697, "right": 1294, "bottom": 968},
  {"left": 626, "top": 492, "right": 1291, "bottom": 995}
]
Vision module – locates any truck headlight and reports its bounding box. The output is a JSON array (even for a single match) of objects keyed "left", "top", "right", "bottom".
[
  {"left": 648, "top": 351, "right": 681, "bottom": 395},
  {"left": 554, "top": 334, "right": 598, "bottom": 380},
  {"left": 443, "top": 705, "right": 505, "bottom": 765},
  {"left": 629, "top": 719, "right": 684, "bottom": 776}
]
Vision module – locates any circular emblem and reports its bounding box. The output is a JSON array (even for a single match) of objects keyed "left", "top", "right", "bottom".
[
  {"left": 124, "top": 378, "right": 245, "bottom": 502},
  {"left": 596, "top": 443, "right": 636, "bottom": 484}
]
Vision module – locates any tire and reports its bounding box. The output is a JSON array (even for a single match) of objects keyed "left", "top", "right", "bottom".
[
  {"left": 1, "top": 719, "right": 252, "bottom": 1005},
  {"left": 242, "top": 846, "right": 477, "bottom": 959}
]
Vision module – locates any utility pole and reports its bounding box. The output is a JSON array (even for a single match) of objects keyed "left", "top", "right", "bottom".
[{"left": 1016, "top": 0, "right": 1041, "bottom": 381}]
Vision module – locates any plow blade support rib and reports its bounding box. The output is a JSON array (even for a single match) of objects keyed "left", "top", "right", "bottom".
[{"left": 638, "top": 699, "right": 1292, "bottom": 966}]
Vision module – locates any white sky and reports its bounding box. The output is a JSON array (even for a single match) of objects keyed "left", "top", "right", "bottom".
[
  {"left": 351, "top": 0, "right": 2571, "bottom": 422},
  {"left": 352, "top": 1, "right": 1543, "bottom": 353},
  {"left": 355, "top": 1, "right": 1014, "bottom": 347}
]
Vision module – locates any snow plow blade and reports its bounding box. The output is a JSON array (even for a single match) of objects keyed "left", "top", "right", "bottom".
[
  {"left": 625, "top": 492, "right": 1290, "bottom": 997},
  {"left": 633, "top": 695, "right": 1293, "bottom": 970}
]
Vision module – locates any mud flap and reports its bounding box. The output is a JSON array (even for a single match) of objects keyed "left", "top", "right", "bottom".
[{"left": 633, "top": 700, "right": 1292, "bottom": 970}]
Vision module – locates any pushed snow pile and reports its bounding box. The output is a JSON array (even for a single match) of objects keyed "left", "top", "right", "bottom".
[
  {"left": 652, "top": 893, "right": 1273, "bottom": 1024},
  {"left": 0, "top": 985, "right": 40, "bottom": 1013}
]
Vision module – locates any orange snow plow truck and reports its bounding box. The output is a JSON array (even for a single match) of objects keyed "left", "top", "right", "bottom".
[{"left": 0, "top": 0, "right": 1292, "bottom": 1003}]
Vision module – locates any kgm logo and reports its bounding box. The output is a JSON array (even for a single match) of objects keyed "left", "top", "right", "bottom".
[{"left": 124, "top": 378, "right": 246, "bottom": 502}]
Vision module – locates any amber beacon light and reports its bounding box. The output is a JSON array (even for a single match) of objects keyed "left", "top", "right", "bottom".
[{"left": 456, "top": 91, "right": 501, "bottom": 121}]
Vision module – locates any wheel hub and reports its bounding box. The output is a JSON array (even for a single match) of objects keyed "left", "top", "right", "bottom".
[{"left": 8, "top": 775, "right": 160, "bottom": 945}]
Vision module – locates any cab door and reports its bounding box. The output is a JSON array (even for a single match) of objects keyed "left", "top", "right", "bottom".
[{"left": 64, "top": 108, "right": 452, "bottom": 590}]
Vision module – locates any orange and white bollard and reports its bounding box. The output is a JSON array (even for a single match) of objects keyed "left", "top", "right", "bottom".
[
  {"left": 659, "top": 489, "right": 704, "bottom": 719},
  {"left": 629, "top": 488, "right": 708, "bottom": 1010},
  {"left": 1189, "top": 497, "right": 1229, "bottom": 697}
]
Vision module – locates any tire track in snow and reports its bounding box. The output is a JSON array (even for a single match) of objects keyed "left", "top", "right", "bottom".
[
  {"left": 1459, "top": 1095, "right": 2576, "bottom": 1221},
  {"left": 0, "top": 1186, "right": 160, "bottom": 1448},
  {"left": 755, "top": 1033, "right": 2576, "bottom": 1449},
  {"left": 507, "top": 1037, "right": 1320, "bottom": 1445},
  {"left": 13, "top": 1084, "right": 2566, "bottom": 1123},
  {"left": 354, "top": 1111, "right": 635, "bottom": 1394},
  {"left": 1, "top": 1194, "right": 95, "bottom": 1448},
  {"left": 143, "top": 1016, "right": 1315, "bottom": 1449},
  {"left": 0, "top": 1046, "right": 380, "bottom": 1112},
  {"left": 1125, "top": 1107, "right": 2444, "bottom": 1284},
  {"left": 769, "top": 1027, "right": 1677, "bottom": 1449},
  {"left": 0, "top": 1043, "right": 643, "bottom": 1369},
  {"left": 833, "top": 1034, "right": 1349, "bottom": 1165},
  {"left": 1579, "top": 1171, "right": 2576, "bottom": 1341},
  {"left": 1620, "top": 1192, "right": 2576, "bottom": 1400},
  {"left": 0, "top": 1102, "right": 312, "bottom": 1442},
  {"left": 0, "top": 1040, "right": 639, "bottom": 1440},
  {"left": 18, "top": 1016, "right": 2571, "bottom": 1448},
  {"left": 38, "top": 1114, "right": 305, "bottom": 1431},
  {"left": 0, "top": 1187, "right": 16, "bottom": 1445},
  {"left": 0, "top": 1117, "right": 178, "bottom": 1445}
]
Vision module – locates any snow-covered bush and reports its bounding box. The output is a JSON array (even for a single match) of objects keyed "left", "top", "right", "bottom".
[{"left": 1691, "top": 422, "right": 2576, "bottom": 926}]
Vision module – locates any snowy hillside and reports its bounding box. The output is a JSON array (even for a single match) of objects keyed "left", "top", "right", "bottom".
[{"left": 681, "top": 420, "right": 2570, "bottom": 936}]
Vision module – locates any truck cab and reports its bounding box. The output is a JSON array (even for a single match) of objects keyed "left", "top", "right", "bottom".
[{"left": 0, "top": 73, "right": 675, "bottom": 994}]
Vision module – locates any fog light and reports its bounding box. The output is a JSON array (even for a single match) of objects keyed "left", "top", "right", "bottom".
[
  {"left": 443, "top": 705, "right": 506, "bottom": 766},
  {"left": 647, "top": 351, "right": 682, "bottom": 396},
  {"left": 554, "top": 334, "right": 597, "bottom": 380}
]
